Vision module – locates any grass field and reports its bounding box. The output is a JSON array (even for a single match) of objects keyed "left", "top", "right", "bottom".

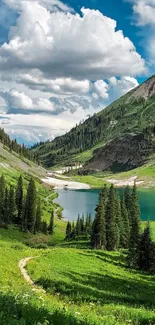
[{"left": 27, "top": 245, "right": 155, "bottom": 325}]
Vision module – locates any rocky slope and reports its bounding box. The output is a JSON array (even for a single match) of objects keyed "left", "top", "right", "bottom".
[
  {"left": 32, "top": 75, "right": 155, "bottom": 171},
  {"left": 86, "top": 133, "right": 155, "bottom": 172}
]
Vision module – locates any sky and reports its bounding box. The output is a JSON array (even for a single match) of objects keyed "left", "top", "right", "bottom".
[{"left": 0, "top": 0, "right": 154, "bottom": 145}]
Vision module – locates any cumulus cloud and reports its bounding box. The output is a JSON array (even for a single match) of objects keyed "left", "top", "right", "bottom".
[
  {"left": 129, "top": 0, "right": 155, "bottom": 66},
  {"left": 0, "top": 0, "right": 146, "bottom": 144},
  {"left": 130, "top": 0, "right": 155, "bottom": 25},
  {"left": 4, "top": 0, "right": 73, "bottom": 12},
  {"left": 1, "top": 72, "right": 91, "bottom": 95},
  {"left": 93, "top": 80, "right": 109, "bottom": 99},
  {"left": 109, "top": 76, "right": 139, "bottom": 97},
  {"left": 0, "top": 3, "right": 145, "bottom": 81},
  {"left": 0, "top": 89, "right": 55, "bottom": 114},
  {"left": 0, "top": 89, "right": 91, "bottom": 115}
]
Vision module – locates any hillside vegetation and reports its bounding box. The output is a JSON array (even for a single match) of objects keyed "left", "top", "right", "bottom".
[{"left": 32, "top": 75, "right": 155, "bottom": 170}]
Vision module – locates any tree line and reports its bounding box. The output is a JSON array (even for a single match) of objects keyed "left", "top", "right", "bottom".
[
  {"left": 0, "top": 128, "right": 34, "bottom": 161},
  {"left": 0, "top": 175, "right": 54, "bottom": 235},
  {"left": 66, "top": 214, "right": 92, "bottom": 240},
  {"left": 66, "top": 184, "right": 155, "bottom": 273}
]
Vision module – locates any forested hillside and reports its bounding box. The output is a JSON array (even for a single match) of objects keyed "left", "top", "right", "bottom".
[
  {"left": 0, "top": 128, "right": 34, "bottom": 161},
  {"left": 32, "top": 75, "right": 155, "bottom": 169}
]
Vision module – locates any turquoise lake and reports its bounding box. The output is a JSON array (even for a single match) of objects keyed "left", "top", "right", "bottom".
[{"left": 55, "top": 188, "right": 155, "bottom": 221}]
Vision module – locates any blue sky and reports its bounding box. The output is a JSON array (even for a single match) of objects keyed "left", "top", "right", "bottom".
[{"left": 0, "top": 0, "right": 154, "bottom": 145}]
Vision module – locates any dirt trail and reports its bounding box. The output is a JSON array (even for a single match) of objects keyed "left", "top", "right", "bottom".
[{"left": 19, "top": 257, "right": 45, "bottom": 293}]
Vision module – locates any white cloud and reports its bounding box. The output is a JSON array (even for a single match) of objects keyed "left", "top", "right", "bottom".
[
  {"left": 109, "top": 76, "right": 139, "bottom": 98},
  {"left": 0, "top": 89, "right": 55, "bottom": 113},
  {"left": 0, "top": 89, "right": 92, "bottom": 115},
  {"left": 1, "top": 72, "right": 91, "bottom": 95},
  {"left": 0, "top": 3, "right": 145, "bottom": 81},
  {"left": 94, "top": 80, "right": 109, "bottom": 99},
  {"left": 131, "top": 0, "right": 155, "bottom": 25},
  {"left": 4, "top": 0, "right": 73, "bottom": 12},
  {"left": 129, "top": 0, "right": 155, "bottom": 66},
  {"left": 0, "top": 0, "right": 146, "bottom": 144}
]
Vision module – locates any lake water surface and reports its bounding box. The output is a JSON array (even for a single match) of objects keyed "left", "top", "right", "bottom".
[{"left": 55, "top": 188, "right": 155, "bottom": 221}]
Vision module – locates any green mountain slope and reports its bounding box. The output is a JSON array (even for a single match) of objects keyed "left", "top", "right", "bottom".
[{"left": 32, "top": 75, "right": 155, "bottom": 170}]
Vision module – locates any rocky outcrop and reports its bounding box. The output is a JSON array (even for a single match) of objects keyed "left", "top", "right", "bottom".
[{"left": 86, "top": 133, "right": 155, "bottom": 172}]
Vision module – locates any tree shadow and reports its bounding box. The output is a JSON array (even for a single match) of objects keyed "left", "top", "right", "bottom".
[
  {"left": 0, "top": 291, "right": 87, "bottom": 325},
  {"left": 36, "top": 269, "right": 155, "bottom": 309}
]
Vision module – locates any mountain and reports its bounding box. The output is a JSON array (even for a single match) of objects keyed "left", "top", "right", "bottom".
[
  {"left": 32, "top": 75, "right": 155, "bottom": 171},
  {"left": 0, "top": 129, "right": 47, "bottom": 182}
]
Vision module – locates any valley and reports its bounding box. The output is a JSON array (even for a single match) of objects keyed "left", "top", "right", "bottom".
[{"left": 1, "top": 77, "right": 155, "bottom": 325}]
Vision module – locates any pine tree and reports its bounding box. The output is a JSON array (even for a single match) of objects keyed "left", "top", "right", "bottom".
[
  {"left": 137, "top": 223, "right": 155, "bottom": 272},
  {"left": 15, "top": 175, "right": 23, "bottom": 225},
  {"left": 120, "top": 194, "right": 130, "bottom": 248},
  {"left": 91, "top": 192, "right": 106, "bottom": 249},
  {"left": 8, "top": 186, "right": 16, "bottom": 224},
  {"left": 130, "top": 183, "right": 140, "bottom": 246},
  {"left": 3, "top": 187, "right": 9, "bottom": 227},
  {"left": 25, "top": 178, "right": 37, "bottom": 233},
  {"left": 0, "top": 174, "right": 5, "bottom": 226},
  {"left": 76, "top": 215, "right": 81, "bottom": 237},
  {"left": 35, "top": 198, "right": 42, "bottom": 232},
  {"left": 85, "top": 213, "right": 92, "bottom": 237},
  {"left": 42, "top": 221, "right": 48, "bottom": 235},
  {"left": 101, "top": 184, "right": 108, "bottom": 205},
  {"left": 66, "top": 221, "right": 72, "bottom": 240},
  {"left": 106, "top": 184, "right": 118, "bottom": 251},
  {"left": 48, "top": 211, "right": 54, "bottom": 235},
  {"left": 128, "top": 183, "right": 141, "bottom": 267},
  {"left": 124, "top": 185, "right": 131, "bottom": 223},
  {"left": 71, "top": 221, "right": 76, "bottom": 239},
  {"left": 80, "top": 214, "right": 85, "bottom": 234},
  {"left": 115, "top": 190, "right": 122, "bottom": 248}
]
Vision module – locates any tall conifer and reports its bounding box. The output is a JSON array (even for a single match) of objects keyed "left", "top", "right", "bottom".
[
  {"left": 106, "top": 184, "right": 118, "bottom": 251},
  {"left": 25, "top": 178, "right": 37, "bottom": 233},
  {"left": 48, "top": 211, "right": 54, "bottom": 235},
  {"left": 15, "top": 175, "right": 23, "bottom": 225},
  {"left": 8, "top": 186, "right": 16, "bottom": 224},
  {"left": 0, "top": 174, "right": 5, "bottom": 226},
  {"left": 35, "top": 197, "right": 42, "bottom": 232},
  {"left": 91, "top": 192, "right": 106, "bottom": 249},
  {"left": 120, "top": 194, "right": 130, "bottom": 248}
]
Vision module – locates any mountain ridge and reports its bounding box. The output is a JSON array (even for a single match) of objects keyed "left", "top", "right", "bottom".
[{"left": 32, "top": 75, "right": 155, "bottom": 171}]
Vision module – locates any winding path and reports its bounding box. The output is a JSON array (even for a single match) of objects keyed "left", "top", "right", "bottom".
[{"left": 19, "top": 257, "right": 45, "bottom": 293}]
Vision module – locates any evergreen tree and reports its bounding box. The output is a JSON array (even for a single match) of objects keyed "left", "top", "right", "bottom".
[
  {"left": 42, "top": 221, "right": 48, "bottom": 235},
  {"left": 66, "top": 221, "right": 72, "bottom": 239},
  {"left": 0, "top": 174, "right": 5, "bottom": 226},
  {"left": 35, "top": 198, "right": 42, "bottom": 232},
  {"left": 128, "top": 183, "right": 141, "bottom": 267},
  {"left": 15, "top": 175, "right": 23, "bottom": 225},
  {"left": 80, "top": 214, "right": 85, "bottom": 234},
  {"left": 115, "top": 190, "right": 122, "bottom": 248},
  {"left": 101, "top": 184, "right": 108, "bottom": 205},
  {"left": 106, "top": 184, "right": 118, "bottom": 251},
  {"left": 85, "top": 213, "right": 92, "bottom": 237},
  {"left": 3, "top": 187, "right": 9, "bottom": 227},
  {"left": 21, "top": 197, "right": 27, "bottom": 232},
  {"left": 25, "top": 178, "right": 37, "bottom": 233},
  {"left": 120, "top": 194, "right": 130, "bottom": 248},
  {"left": 48, "top": 211, "right": 54, "bottom": 235},
  {"left": 71, "top": 221, "right": 76, "bottom": 239},
  {"left": 138, "top": 223, "right": 155, "bottom": 272},
  {"left": 91, "top": 192, "right": 106, "bottom": 249},
  {"left": 76, "top": 215, "right": 81, "bottom": 237},
  {"left": 8, "top": 186, "right": 16, "bottom": 224},
  {"left": 124, "top": 185, "right": 131, "bottom": 223}
]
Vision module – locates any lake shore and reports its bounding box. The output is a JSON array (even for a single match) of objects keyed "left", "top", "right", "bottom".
[
  {"left": 106, "top": 176, "right": 144, "bottom": 187},
  {"left": 42, "top": 173, "right": 90, "bottom": 190}
]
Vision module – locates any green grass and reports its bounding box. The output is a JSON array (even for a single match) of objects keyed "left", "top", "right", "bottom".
[{"left": 27, "top": 246, "right": 155, "bottom": 325}]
